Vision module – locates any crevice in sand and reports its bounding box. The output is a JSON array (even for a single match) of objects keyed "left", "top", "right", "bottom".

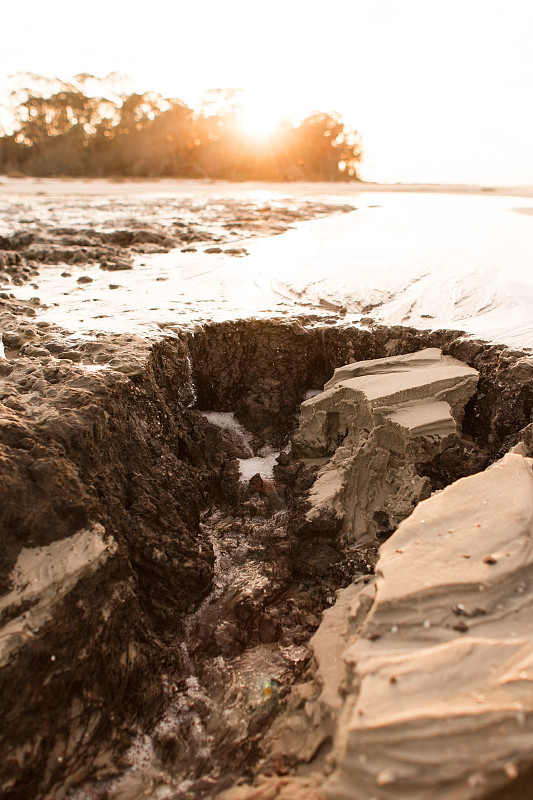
[{"left": 2, "top": 319, "right": 533, "bottom": 800}]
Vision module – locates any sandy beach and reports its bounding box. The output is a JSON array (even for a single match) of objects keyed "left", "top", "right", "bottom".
[
  {"left": 3, "top": 178, "right": 533, "bottom": 800},
  {"left": 2, "top": 178, "right": 533, "bottom": 348},
  {"left": 1, "top": 176, "right": 533, "bottom": 197}
]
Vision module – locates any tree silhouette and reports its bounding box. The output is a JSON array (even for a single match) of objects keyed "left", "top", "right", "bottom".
[{"left": 0, "top": 75, "right": 362, "bottom": 181}]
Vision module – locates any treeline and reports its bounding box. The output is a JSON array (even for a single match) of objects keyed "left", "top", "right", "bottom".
[{"left": 0, "top": 76, "right": 362, "bottom": 181}]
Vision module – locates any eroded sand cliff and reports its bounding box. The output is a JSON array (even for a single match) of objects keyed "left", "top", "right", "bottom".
[{"left": 2, "top": 320, "right": 533, "bottom": 799}]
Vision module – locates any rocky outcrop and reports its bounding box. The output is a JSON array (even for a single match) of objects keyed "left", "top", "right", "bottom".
[
  {"left": 289, "top": 349, "right": 479, "bottom": 569},
  {"left": 0, "top": 524, "right": 117, "bottom": 668},
  {"left": 0, "top": 335, "right": 238, "bottom": 800},
  {"left": 243, "top": 451, "right": 533, "bottom": 800},
  {"left": 0, "top": 199, "right": 353, "bottom": 286},
  {"left": 305, "top": 452, "right": 533, "bottom": 800},
  {"left": 3, "top": 319, "right": 533, "bottom": 799},
  {"left": 188, "top": 320, "right": 330, "bottom": 446}
]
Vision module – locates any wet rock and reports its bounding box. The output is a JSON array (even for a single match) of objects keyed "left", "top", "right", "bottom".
[
  {"left": 99, "top": 258, "right": 133, "bottom": 271},
  {"left": 2, "top": 331, "right": 21, "bottom": 349},
  {"left": 0, "top": 335, "right": 238, "bottom": 799},
  {"left": 258, "top": 613, "right": 282, "bottom": 643},
  {"left": 189, "top": 320, "right": 327, "bottom": 446},
  {"left": 0, "top": 251, "right": 22, "bottom": 268},
  {"left": 225, "top": 247, "right": 248, "bottom": 256}
]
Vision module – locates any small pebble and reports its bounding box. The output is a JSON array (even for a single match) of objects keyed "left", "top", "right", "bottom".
[
  {"left": 504, "top": 762, "right": 519, "bottom": 779},
  {"left": 377, "top": 768, "right": 396, "bottom": 786},
  {"left": 453, "top": 621, "right": 469, "bottom": 633}
]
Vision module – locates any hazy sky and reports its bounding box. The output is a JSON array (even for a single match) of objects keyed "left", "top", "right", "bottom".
[{"left": 1, "top": 0, "right": 532, "bottom": 184}]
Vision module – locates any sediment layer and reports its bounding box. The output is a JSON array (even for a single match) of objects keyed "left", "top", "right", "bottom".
[
  {"left": 320, "top": 451, "right": 533, "bottom": 799},
  {"left": 291, "top": 348, "right": 478, "bottom": 547}
]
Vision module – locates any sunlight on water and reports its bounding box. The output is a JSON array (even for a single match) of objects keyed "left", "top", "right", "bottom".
[{"left": 3, "top": 187, "right": 533, "bottom": 349}]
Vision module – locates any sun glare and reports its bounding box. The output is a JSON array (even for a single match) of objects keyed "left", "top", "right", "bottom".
[{"left": 240, "top": 96, "right": 282, "bottom": 139}]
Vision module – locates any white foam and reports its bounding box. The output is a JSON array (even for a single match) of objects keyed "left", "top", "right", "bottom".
[
  {"left": 238, "top": 447, "right": 280, "bottom": 482},
  {"left": 202, "top": 411, "right": 254, "bottom": 457},
  {"left": 202, "top": 411, "right": 247, "bottom": 436}
]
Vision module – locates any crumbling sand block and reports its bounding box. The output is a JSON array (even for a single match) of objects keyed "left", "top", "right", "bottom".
[
  {"left": 323, "top": 453, "right": 533, "bottom": 800},
  {"left": 292, "top": 348, "right": 478, "bottom": 544}
]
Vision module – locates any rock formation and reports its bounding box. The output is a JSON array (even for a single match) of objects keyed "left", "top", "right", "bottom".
[
  {"left": 0, "top": 335, "right": 238, "bottom": 800},
  {"left": 313, "top": 452, "right": 533, "bottom": 799},
  {"left": 3, "top": 320, "right": 533, "bottom": 800},
  {"left": 290, "top": 348, "right": 479, "bottom": 560}
]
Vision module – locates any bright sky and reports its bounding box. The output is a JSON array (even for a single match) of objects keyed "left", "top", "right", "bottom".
[{"left": 1, "top": 0, "right": 532, "bottom": 185}]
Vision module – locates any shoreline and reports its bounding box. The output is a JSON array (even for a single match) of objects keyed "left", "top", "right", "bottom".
[
  {"left": 3, "top": 186, "right": 533, "bottom": 798},
  {"left": 2, "top": 187, "right": 533, "bottom": 348},
  {"left": 1, "top": 175, "right": 533, "bottom": 198}
]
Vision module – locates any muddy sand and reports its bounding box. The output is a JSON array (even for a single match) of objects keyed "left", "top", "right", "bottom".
[{"left": 2, "top": 180, "right": 533, "bottom": 800}]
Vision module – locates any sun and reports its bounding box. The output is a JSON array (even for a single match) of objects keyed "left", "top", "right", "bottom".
[{"left": 240, "top": 94, "right": 282, "bottom": 139}]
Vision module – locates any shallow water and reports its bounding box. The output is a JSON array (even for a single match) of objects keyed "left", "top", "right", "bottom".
[{"left": 3, "top": 184, "right": 533, "bottom": 349}]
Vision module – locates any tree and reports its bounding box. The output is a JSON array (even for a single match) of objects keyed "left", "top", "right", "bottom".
[
  {"left": 290, "top": 112, "right": 362, "bottom": 180},
  {"left": 0, "top": 75, "right": 363, "bottom": 181}
]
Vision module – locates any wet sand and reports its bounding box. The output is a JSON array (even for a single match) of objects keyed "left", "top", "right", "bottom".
[
  {"left": 1, "top": 176, "right": 533, "bottom": 198},
  {"left": 2, "top": 180, "right": 533, "bottom": 350}
]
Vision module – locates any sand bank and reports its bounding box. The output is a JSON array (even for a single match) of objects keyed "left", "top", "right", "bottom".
[
  {"left": 1, "top": 183, "right": 532, "bottom": 349},
  {"left": 1, "top": 176, "right": 533, "bottom": 198}
]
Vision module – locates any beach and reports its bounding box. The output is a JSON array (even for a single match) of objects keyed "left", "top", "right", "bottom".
[
  {"left": 1, "top": 178, "right": 533, "bottom": 346},
  {"left": 2, "top": 178, "right": 533, "bottom": 800}
]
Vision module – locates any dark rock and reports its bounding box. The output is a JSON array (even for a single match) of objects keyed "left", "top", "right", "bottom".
[
  {"left": 0, "top": 335, "right": 237, "bottom": 799},
  {"left": 99, "top": 259, "right": 133, "bottom": 271}
]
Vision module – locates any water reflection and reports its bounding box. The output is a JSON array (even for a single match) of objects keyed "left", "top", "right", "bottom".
[{"left": 4, "top": 189, "right": 533, "bottom": 349}]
